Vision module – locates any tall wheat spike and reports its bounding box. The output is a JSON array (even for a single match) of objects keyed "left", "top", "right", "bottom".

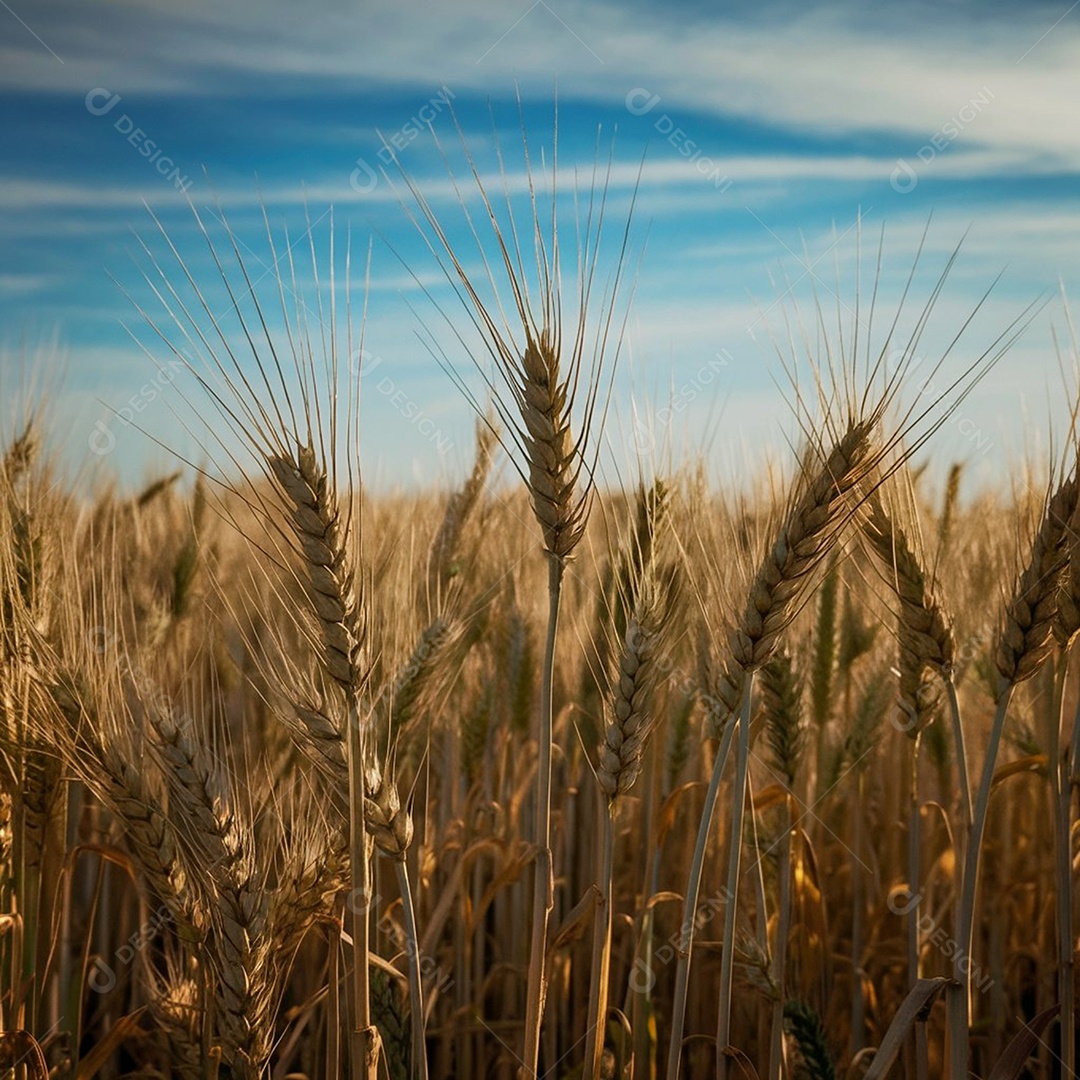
[
  {"left": 995, "top": 474, "right": 1077, "bottom": 686},
  {"left": 668, "top": 224, "right": 1033, "bottom": 1079},
  {"left": 949, "top": 465, "right": 1079, "bottom": 1078},
  {"left": 862, "top": 489, "right": 955, "bottom": 724},
  {"left": 129, "top": 203, "right": 390, "bottom": 1078},
  {"left": 860, "top": 483, "right": 961, "bottom": 1070},
  {"left": 586, "top": 523, "right": 676, "bottom": 1077},
  {"left": 397, "top": 117, "right": 634, "bottom": 1077}
]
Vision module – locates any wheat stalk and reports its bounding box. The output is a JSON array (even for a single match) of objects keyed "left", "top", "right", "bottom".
[
  {"left": 398, "top": 122, "right": 633, "bottom": 1079},
  {"left": 669, "top": 419, "right": 873, "bottom": 1080},
  {"left": 860, "top": 487, "right": 961, "bottom": 1064},
  {"left": 586, "top": 558, "right": 675, "bottom": 1077},
  {"left": 949, "top": 466, "right": 1078, "bottom": 1079},
  {"left": 862, "top": 491, "right": 955, "bottom": 720},
  {"left": 129, "top": 198, "right": 389, "bottom": 1078}
]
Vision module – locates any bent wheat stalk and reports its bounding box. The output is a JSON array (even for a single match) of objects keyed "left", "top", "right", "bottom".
[
  {"left": 861, "top": 486, "right": 959, "bottom": 1055},
  {"left": 667, "top": 418, "right": 874, "bottom": 1080},
  {"left": 682, "top": 229, "right": 1030, "bottom": 1079},
  {"left": 269, "top": 446, "right": 382, "bottom": 1078}
]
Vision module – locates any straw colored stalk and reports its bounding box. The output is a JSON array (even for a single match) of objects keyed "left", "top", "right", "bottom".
[
  {"left": 948, "top": 470, "right": 1077, "bottom": 1080},
  {"left": 398, "top": 127, "right": 631, "bottom": 1079},
  {"left": 861, "top": 489, "right": 960, "bottom": 1077},
  {"left": 668, "top": 419, "right": 873, "bottom": 1080},
  {"left": 586, "top": 579, "right": 672, "bottom": 1077}
]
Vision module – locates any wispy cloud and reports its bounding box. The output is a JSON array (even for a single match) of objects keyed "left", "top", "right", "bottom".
[{"left": 1, "top": 0, "right": 1077, "bottom": 486}]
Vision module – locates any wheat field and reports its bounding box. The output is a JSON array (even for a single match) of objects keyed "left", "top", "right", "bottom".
[{"left": 2, "top": 146, "right": 1079, "bottom": 1080}]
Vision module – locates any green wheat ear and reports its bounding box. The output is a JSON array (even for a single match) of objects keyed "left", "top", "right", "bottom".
[{"left": 783, "top": 1000, "right": 837, "bottom": 1080}]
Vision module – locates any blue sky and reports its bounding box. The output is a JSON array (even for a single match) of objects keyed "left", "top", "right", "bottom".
[{"left": 1, "top": 0, "right": 1078, "bottom": 490}]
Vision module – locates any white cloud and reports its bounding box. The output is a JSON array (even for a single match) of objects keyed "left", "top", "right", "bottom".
[
  {"left": 5, "top": 0, "right": 1080, "bottom": 174},
  {"left": 0, "top": 272, "right": 61, "bottom": 294},
  {"left": 4, "top": 0, "right": 1077, "bottom": 491}
]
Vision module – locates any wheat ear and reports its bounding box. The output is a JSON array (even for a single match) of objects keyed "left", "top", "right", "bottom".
[
  {"left": 586, "top": 560, "right": 675, "bottom": 1077},
  {"left": 398, "top": 122, "right": 633, "bottom": 1079},
  {"left": 267, "top": 444, "right": 385, "bottom": 1077},
  {"left": 707, "top": 422, "right": 873, "bottom": 732},
  {"left": 863, "top": 491, "right": 955, "bottom": 717},
  {"left": 949, "top": 468, "right": 1078, "bottom": 1079},
  {"left": 144, "top": 707, "right": 273, "bottom": 1075},
  {"left": 995, "top": 475, "right": 1077, "bottom": 686},
  {"left": 427, "top": 417, "right": 497, "bottom": 597},
  {"left": 46, "top": 679, "right": 201, "bottom": 937},
  {"left": 269, "top": 448, "right": 366, "bottom": 692},
  {"left": 596, "top": 618, "right": 659, "bottom": 800},
  {"left": 669, "top": 419, "right": 873, "bottom": 1080}
]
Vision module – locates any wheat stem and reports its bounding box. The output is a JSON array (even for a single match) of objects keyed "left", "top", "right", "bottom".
[
  {"left": 521, "top": 556, "right": 563, "bottom": 1078},
  {"left": 944, "top": 680, "right": 973, "bottom": 835},
  {"left": 665, "top": 699, "right": 740, "bottom": 1080},
  {"left": 347, "top": 711, "right": 381, "bottom": 1080},
  {"left": 904, "top": 736, "right": 924, "bottom": 1080},
  {"left": 395, "top": 860, "right": 428, "bottom": 1080},
  {"left": 716, "top": 677, "right": 755, "bottom": 1080},
  {"left": 583, "top": 800, "right": 615, "bottom": 1079},
  {"left": 948, "top": 687, "right": 1012, "bottom": 1080},
  {"left": 769, "top": 791, "right": 793, "bottom": 1080}
]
